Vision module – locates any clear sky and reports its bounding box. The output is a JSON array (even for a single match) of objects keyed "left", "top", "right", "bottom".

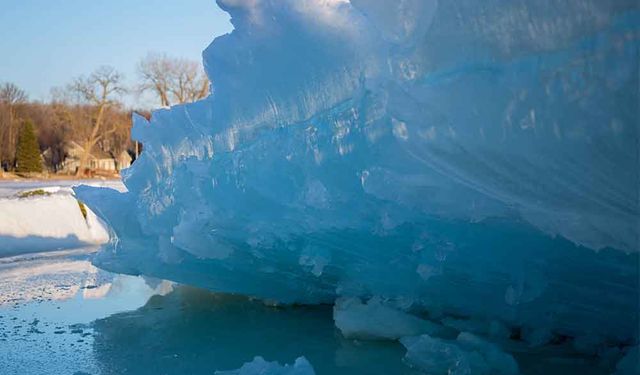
[{"left": 0, "top": 0, "right": 232, "bottom": 108}]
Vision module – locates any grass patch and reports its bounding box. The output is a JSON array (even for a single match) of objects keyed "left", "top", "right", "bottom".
[
  {"left": 17, "top": 189, "right": 51, "bottom": 198},
  {"left": 77, "top": 200, "right": 88, "bottom": 220}
]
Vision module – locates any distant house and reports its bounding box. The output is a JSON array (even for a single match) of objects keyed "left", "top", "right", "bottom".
[{"left": 43, "top": 141, "right": 132, "bottom": 174}]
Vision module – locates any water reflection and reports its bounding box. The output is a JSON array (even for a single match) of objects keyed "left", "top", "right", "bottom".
[
  {"left": 93, "top": 287, "right": 415, "bottom": 375},
  {"left": 0, "top": 248, "right": 171, "bottom": 375},
  {"left": 0, "top": 248, "right": 414, "bottom": 375}
]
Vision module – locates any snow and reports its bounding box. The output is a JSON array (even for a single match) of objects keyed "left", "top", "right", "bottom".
[
  {"left": 215, "top": 357, "right": 315, "bottom": 375},
  {"left": 75, "top": 0, "right": 639, "bottom": 370},
  {"left": 0, "top": 179, "right": 125, "bottom": 198},
  {"left": 0, "top": 180, "right": 124, "bottom": 256}
]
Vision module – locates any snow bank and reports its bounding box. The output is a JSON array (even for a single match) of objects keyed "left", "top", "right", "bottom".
[
  {"left": 0, "top": 183, "right": 119, "bottom": 256},
  {"left": 76, "top": 0, "right": 639, "bottom": 359},
  {"left": 0, "top": 179, "right": 125, "bottom": 198}
]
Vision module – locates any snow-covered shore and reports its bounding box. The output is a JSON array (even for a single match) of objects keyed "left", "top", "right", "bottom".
[
  {"left": 0, "top": 180, "right": 124, "bottom": 256},
  {"left": 0, "top": 179, "right": 125, "bottom": 198}
]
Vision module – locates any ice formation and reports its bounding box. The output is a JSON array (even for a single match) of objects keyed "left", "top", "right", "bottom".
[{"left": 76, "top": 0, "right": 640, "bottom": 369}]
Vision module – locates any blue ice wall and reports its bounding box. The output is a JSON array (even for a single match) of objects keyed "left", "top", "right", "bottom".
[{"left": 77, "top": 0, "right": 640, "bottom": 349}]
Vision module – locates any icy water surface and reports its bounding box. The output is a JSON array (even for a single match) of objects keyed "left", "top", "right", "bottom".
[
  {"left": 0, "top": 248, "right": 415, "bottom": 375},
  {"left": 0, "top": 248, "right": 625, "bottom": 375},
  {"left": 0, "top": 248, "right": 172, "bottom": 374}
]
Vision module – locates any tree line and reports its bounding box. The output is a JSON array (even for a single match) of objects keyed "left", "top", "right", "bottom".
[{"left": 0, "top": 53, "right": 209, "bottom": 176}]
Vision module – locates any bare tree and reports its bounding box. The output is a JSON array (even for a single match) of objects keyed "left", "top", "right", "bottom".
[
  {"left": 69, "top": 66, "right": 125, "bottom": 176},
  {"left": 0, "top": 83, "right": 28, "bottom": 170},
  {"left": 138, "top": 53, "right": 209, "bottom": 108},
  {"left": 138, "top": 53, "right": 173, "bottom": 107},
  {"left": 0, "top": 83, "right": 28, "bottom": 105},
  {"left": 172, "top": 59, "right": 210, "bottom": 104}
]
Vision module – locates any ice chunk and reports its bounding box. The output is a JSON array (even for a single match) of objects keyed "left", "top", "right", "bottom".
[
  {"left": 401, "top": 333, "right": 519, "bottom": 375},
  {"left": 441, "top": 318, "right": 511, "bottom": 341},
  {"left": 333, "top": 297, "right": 445, "bottom": 340},
  {"left": 615, "top": 346, "right": 640, "bottom": 375},
  {"left": 214, "top": 356, "right": 315, "bottom": 375},
  {"left": 521, "top": 327, "right": 554, "bottom": 348},
  {"left": 298, "top": 246, "right": 331, "bottom": 277},
  {"left": 77, "top": 0, "right": 640, "bottom": 351}
]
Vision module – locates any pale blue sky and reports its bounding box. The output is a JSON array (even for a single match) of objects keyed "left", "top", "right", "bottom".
[{"left": 0, "top": 0, "right": 232, "bottom": 108}]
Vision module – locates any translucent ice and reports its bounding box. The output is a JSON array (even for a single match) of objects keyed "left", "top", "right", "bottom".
[
  {"left": 215, "top": 356, "right": 315, "bottom": 375},
  {"left": 76, "top": 0, "right": 640, "bottom": 356},
  {"left": 401, "top": 333, "right": 519, "bottom": 375},
  {"left": 614, "top": 346, "right": 640, "bottom": 375},
  {"left": 333, "top": 297, "right": 445, "bottom": 340}
]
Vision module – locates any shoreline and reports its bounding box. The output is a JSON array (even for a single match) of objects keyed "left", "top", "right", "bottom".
[{"left": 0, "top": 172, "right": 122, "bottom": 182}]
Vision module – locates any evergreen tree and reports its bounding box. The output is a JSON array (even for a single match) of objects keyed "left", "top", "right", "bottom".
[{"left": 15, "top": 120, "right": 42, "bottom": 173}]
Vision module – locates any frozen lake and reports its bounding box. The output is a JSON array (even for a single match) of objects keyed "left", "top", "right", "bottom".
[
  {"left": 0, "top": 248, "right": 415, "bottom": 375},
  {"left": 0, "top": 248, "right": 620, "bottom": 375}
]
